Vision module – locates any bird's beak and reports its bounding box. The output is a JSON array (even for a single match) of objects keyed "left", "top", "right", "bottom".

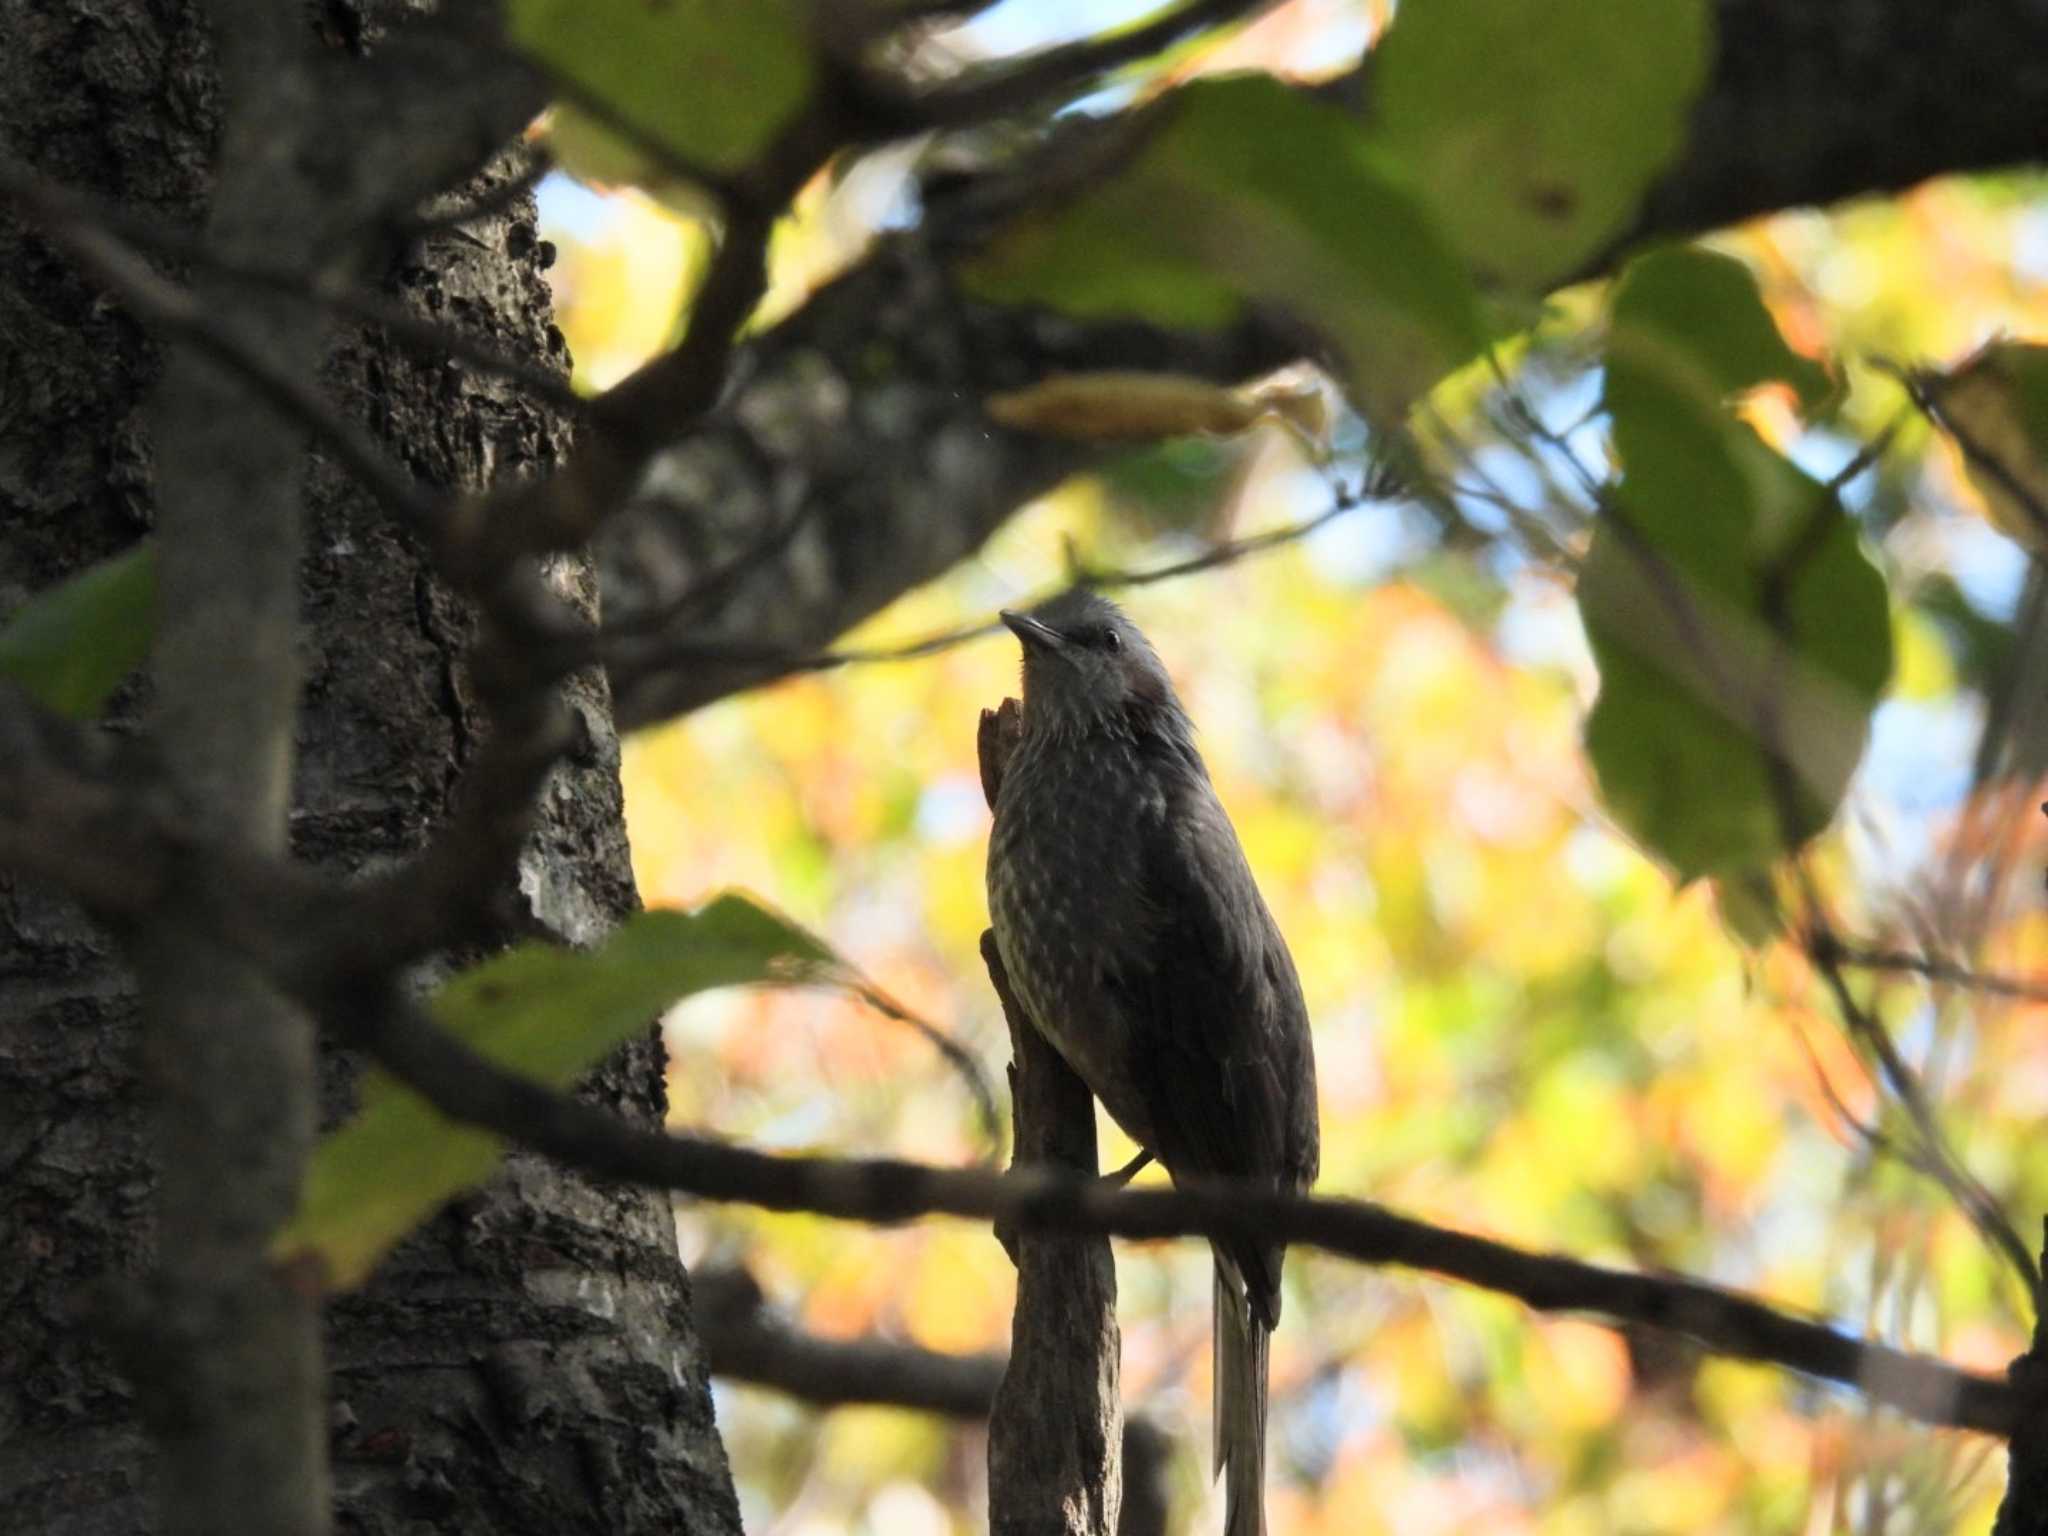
[{"left": 1000, "top": 610, "right": 1066, "bottom": 653}]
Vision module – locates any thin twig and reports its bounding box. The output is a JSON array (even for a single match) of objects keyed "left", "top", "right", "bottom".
[
  {"left": 319, "top": 984, "right": 2021, "bottom": 1438},
  {"left": 599, "top": 474, "right": 1390, "bottom": 696},
  {"left": 456, "top": 201, "right": 777, "bottom": 578},
  {"left": 1806, "top": 916, "right": 2041, "bottom": 1302},
  {"left": 693, "top": 1263, "right": 1174, "bottom": 1536},
  {"left": 822, "top": 977, "right": 1005, "bottom": 1162},
  {"left": 1073, "top": 476, "right": 1369, "bottom": 590},
  {"left": 1892, "top": 358, "right": 2048, "bottom": 547},
  {"left": 1737, "top": 434, "right": 2041, "bottom": 1304},
  {"left": 1590, "top": 364, "right": 2041, "bottom": 1308},
  {"left": 1826, "top": 412, "right": 1906, "bottom": 494},
  {"left": 881, "top": 0, "right": 1276, "bottom": 129},
  {"left": 1829, "top": 944, "right": 2048, "bottom": 1006}
]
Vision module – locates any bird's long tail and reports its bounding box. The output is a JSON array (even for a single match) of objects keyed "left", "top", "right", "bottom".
[{"left": 1214, "top": 1259, "right": 1269, "bottom": 1536}]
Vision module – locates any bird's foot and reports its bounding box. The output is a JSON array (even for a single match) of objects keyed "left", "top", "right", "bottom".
[
  {"left": 1101, "top": 1149, "right": 1153, "bottom": 1189},
  {"left": 993, "top": 1151, "right": 1154, "bottom": 1267}
]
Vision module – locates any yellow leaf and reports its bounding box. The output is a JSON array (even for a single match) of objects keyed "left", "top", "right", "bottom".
[
  {"left": 1930, "top": 342, "right": 2048, "bottom": 551},
  {"left": 987, "top": 372, "right": 1286, "bottom": 443}
]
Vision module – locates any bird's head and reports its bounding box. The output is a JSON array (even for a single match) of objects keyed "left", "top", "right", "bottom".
[{"left": 1000, "top": 589, "right": 1183, "bottom": 737}]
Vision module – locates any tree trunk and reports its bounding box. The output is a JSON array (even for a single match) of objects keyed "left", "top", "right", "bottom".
[{"left": 0, "top": 5, "right": 740, "bottom": 1532}]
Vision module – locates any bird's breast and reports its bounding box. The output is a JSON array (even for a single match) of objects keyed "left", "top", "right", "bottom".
[{"left": 986, "top": 738, "right": 1161, "bottom": 1060}]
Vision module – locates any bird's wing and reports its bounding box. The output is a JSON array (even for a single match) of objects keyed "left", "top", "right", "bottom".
[{"left": 1107, "top": 768, "right": 1318, "bottom": 1323}]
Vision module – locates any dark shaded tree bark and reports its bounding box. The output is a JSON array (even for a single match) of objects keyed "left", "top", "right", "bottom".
[{"left": 0, "top": 4, "right": 738, "bottom": 1532}]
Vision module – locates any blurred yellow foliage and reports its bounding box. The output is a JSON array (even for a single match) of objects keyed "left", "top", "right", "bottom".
[{"left": 538, "top": 57, "right": 2048, "bottom": 1536}]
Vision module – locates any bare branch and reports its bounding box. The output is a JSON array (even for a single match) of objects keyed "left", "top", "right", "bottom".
[
  {"left": 600, "top": 473, "right": 1387, "bottom": 725},
  {"left": 832, "top": 972, "right": 1006, "bottom": 1159},
  {"left": 1805, "top": 915, "right": 2041, "bottom": 1302},
  {"left": 1895, "top": 360, "right": 2048, "bottom": 547},
  {"left": 139, "top": 0, "right": 336, "bottom": 1522},
  {"left": 330, "top": 985, "right": 2019, "bottom": 1439},
  {"left": 449, "top": 203, "right": 777, "bottom": 581},
  {"left": 696, "top": 1264, "right": 1007, "bottom": 1417},
  {"left": 695, "top": 1264, "right": 1174, "bottom": 1536},
  {"left": 1702, "top": 420, "right": 2045, "bottom": 1306}
]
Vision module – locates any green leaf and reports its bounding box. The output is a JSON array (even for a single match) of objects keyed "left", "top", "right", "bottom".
[
  {"left": 1579, "top": 251, "right": 1888, "bottom": 880},
  {"left": 1100, "top": 436, "right": 1247, "bottom": 538},
  {"left": 276, "top": 894, "right": 833, "bottom": 1291},
  {"left": 963, "top": 74, "right": 1489, "bottom": 422},
  {"left": 1709, "top": 868, "right": 1787, "bottom": 949},
  {"left": 1373, "top": 0, "right": 1712, "bottom": 290},
  {"left": 1607, "top": 248, "right": 1833, "bottom": 422},
  {"left": 508, "top": 0, "right": 814, "bottom": 182},
  {"left": 0, "top": 540, "right": 155, "bottom": 717},
  {"left": 1925, "top": 341, "right": 2048, "bottom": 550}
]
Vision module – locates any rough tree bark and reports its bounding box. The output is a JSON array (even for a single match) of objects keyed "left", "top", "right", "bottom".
[{"left": 0, "top": 4, "right": 738, "bottom": 1533}]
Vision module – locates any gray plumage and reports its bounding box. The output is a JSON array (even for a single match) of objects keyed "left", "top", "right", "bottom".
[{"left": 985, "top": 589, "right": 1319, "bottom": 1536}]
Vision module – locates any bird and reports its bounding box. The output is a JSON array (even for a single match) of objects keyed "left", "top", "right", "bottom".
[{"left": 985, "top": 588, "right": 1319, "bottom": 1536}]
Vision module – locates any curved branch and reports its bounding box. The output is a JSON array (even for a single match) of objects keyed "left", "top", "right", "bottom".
[
  {"left": 593, "top": 0, "right": 2048, "bottom": 724},
  {"left": 333, "top": 985, "right": 2019, "bottom": 1440},
  {"left": 696, "top": 1264, "right": 1007, "bottom": 1415},
  {"left": 695, "top": 1265, "right": 1175, "bottom": 1536}
]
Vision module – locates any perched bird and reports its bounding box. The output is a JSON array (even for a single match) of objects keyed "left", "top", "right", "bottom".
[{"left": 986, "top": 588, "right": 1320, "bottom": 1536}]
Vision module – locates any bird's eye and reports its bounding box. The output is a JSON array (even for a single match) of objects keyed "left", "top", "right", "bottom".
[{"left": 1101, "top": 627, "right": 1122, "bottom": 652}]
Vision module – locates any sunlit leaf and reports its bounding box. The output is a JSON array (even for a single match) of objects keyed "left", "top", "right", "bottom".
[
  {"left": 1580, "top": 250, "right": 1888, "bottom": 879},
  {"left": 962, "top": 74, "right": 1489, "bottom": 420},
  {"left": 0, "top": 540, "right": 154, "bottom": 717},
  {"left": 1374, "top": 0, "right": 1712, "bottom": 289},
  {"left": 276, "top": 894, "right": 833, "bottom": 1291},
  {"left": 985, "top": 371, "right": 1327, "bottom": 451},
  {"left": 509, "top": 0, "right": 814, "bottom": 184},
  {"left": 545, "top": 111, "right": 727, "bottom": 219},
  {"left": 987, "top": 371, "right": 1269, "bottom": 440},
  {"left": 1924, "top": 340, "right": 2048, "bottom": 551}
]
